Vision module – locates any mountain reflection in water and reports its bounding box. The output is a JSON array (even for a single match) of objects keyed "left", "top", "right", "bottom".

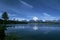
[{"left": 5, "top": 24, "right": 60, "bottom": 40}]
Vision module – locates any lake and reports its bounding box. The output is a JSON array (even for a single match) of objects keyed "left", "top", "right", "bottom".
[{"left": 5, "top": 24, "right": 60, "bottom": 40}]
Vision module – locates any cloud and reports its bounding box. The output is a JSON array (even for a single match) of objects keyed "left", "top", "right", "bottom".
[
  {"left": 43, "top": 13, "right": 51, "bottom": 17},
  {"left": 8, "top": 13, "right": 16, "bottom": 17},
  {"left": 13, "top": 17, "right": 26, "bottom": 21},
  {"left": 20, "top": 0, "right": 33, "bottom": 8},
  {"left": 0, "top": 12, "right": 2, "bottom": 18},
  {"left": 10, "top": 9, "right": 27, "bottom": 18},
  {"left": 43, "top": 13, "right": 57, "bottom": 20}
]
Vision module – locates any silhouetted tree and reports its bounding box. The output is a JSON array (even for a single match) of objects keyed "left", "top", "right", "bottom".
[
  {"left": 2, "top": 12, "right": 9, "bottom": 20},
  {"left": 0, "top": 12, "right": 9, "bottom": 40}
]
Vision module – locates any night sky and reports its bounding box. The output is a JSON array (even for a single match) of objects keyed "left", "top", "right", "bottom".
[{"left": 0, "top": 0, "right": 60, "bottom": 21}]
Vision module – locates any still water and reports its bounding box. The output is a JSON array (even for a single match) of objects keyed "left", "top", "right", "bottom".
[{"left": 6, "top": 24, "right": 60, "bottom": 40}]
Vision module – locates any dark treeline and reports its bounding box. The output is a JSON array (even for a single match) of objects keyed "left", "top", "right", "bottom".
[{"left": 0, "top": 19, "right": 28, "bottom": 24}]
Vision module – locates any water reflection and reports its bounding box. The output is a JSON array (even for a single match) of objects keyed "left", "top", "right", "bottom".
[
  {"left": 10, "top": 25, "right": 25, "bottom": 29},
  {"left": 33, "top": 26, "right": 38, "bottom": 30},
  {"left": 0, "top": 25, "right": 7, "bottom": 40},
  {"left": 6, "top": 24, "right": 60, "bottom": 40},
  {"left": 33, "top": 24, "right": 38, "bottom": 30}
]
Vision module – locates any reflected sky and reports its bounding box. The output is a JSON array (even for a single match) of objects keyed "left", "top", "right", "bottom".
[
  {"left": 5, "top": 24, "right": 60, "bottom": 37},
  {"left": 33, "top": 26, "right": 38, "bottom": 31},
  {"left": 5, "top": 24, "right": 60, "bottom": 40},
  {"left": 6, "top": 24, "right": 60, "bottom": 32}
]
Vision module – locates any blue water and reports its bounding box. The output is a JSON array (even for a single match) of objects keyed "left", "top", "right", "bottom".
[{"left": 6, "top": 24, "right": 60, "bottom": 40}]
